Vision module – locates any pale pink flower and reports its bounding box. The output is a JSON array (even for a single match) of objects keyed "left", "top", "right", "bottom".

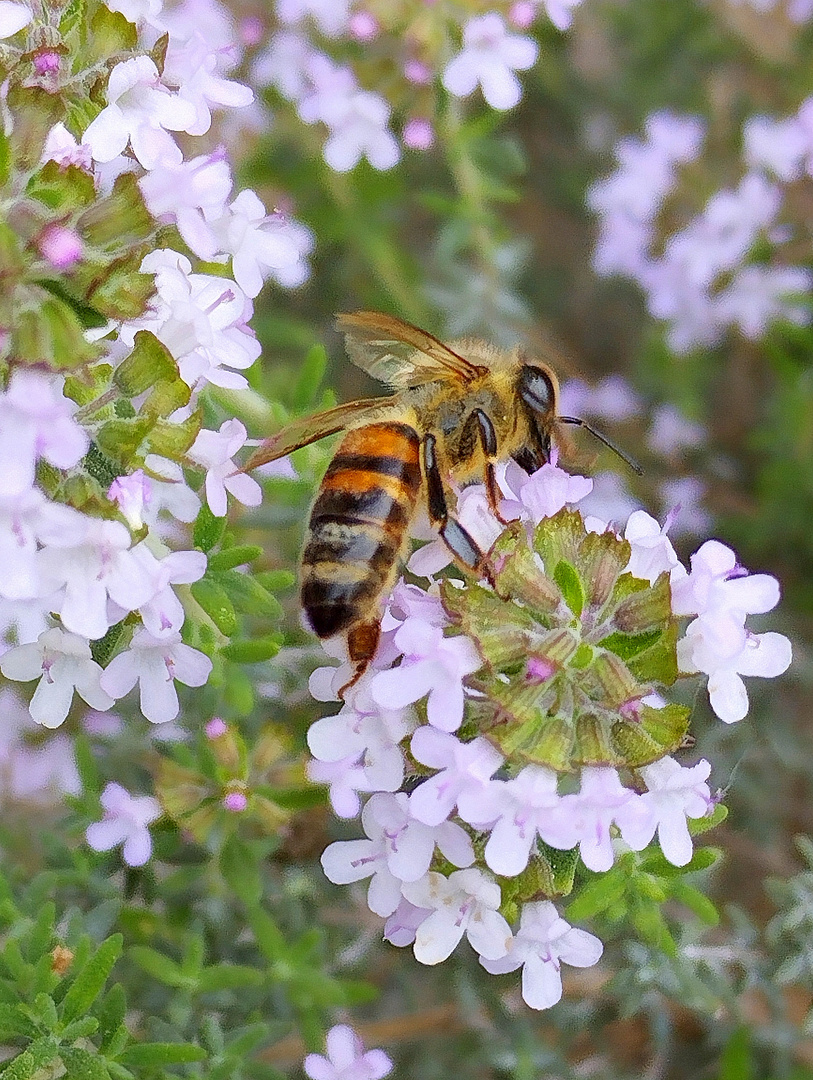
[
  {"left": 480, "top": 901, "right": 603, "bottom": 1009},
  {"left": 162, "top": 30, "right": 253, "bottom": 137},
  {"left": 480, "top": 766, "right": 573, "bottom": 876},
  {"left": 86, "top": 782, "right": 162, "bottom": 867},
  {"left": 401, "top": 868, "right": 511, "bottom": 965},
  {"left": 188, "top": 419, "right": 262, "bottom": 517},
  {"left": 670, "top": 539, "right": 780, "bottom": 620},
  {"left": 403, "top": 118, "right": 434, "bottom": 150},
  {"left": 554, "top": 767, "right": 650, "bottom": 872},
  {"left": 139, "top": 151, "right": 233, "bottom": 261},
  {"left": 0, "top": 628, "right": 113, "bottom": 728},
  {"left": 500, "top": 453, "right": 593, "bottom": 524},
  {"left": 677, "top": 614, "right": 792, "bottom": 723},
  {"left": 623, "top": 510, "right": 680, "bottom": 584},
  {"left": 622, "top": 756, "right": 713, "bottom": 865},
  {"left": 0, "top": 488, "right": 86, "bottom": 601},
  {"left": 0, "top": 370, "right": 88, "bottom": 499},
  {"left": 277, "top": 0, "right": 351, "bottom": 36},
  {"left": 646, "top": 404, "right": 706, "bottom": 457},
  {"left": 408, "top": 727, "right": 504, "bottom": 827},
  {"left": 370, "top": 620, "right": 482, "bottom": 732},
  {"left": 303, "top": 1025, "right": 392, "bottom": 1080},
  {"left": 0, "top": 1, "right": 32, "bottom": 38},
  {"left": 82, "top": 56, "right": 198, "bottom": 169},
  {"left": 108, "top": 471, "right": 152, "bottom": 530},
  {"left": 443, "top": 13, "right": 538, "bottom": 111},
  {"left": 99, "top": 628, "right": 213, "bottom": 724},
  {"left": 41, "top": 123, "right": 93, "bottom": 170}
]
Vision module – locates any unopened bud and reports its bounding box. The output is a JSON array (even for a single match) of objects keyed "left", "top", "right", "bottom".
[{"left": 38, "top": 224, "right": 82, "bottom": 268}]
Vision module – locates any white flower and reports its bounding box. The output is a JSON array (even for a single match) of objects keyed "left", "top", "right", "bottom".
[
  {"left": 306, "top": 753, "right": 375, "bottom": 818},
  {"left": 252, "top": 31, "right": 315, "bottom": 100},
  {"left": 82, "top": 56, "right": 198, "bottom": 169},
  {"left": 480, "top": 765, "right": 573, "bottom": 877},
  {"left": 554, "top": 767, "right": 650, "bottom": 872},
  {"left": 646, "top": 404, "right": 706, "bottom": 457},
  {"left": 212, "top": 190, "right": 313, "bottom": 297},
  {"left": 86, "top": 782, "right": 162, "bottom": 867},
  {"left": 677, "top": 613, "right": 792, "bottom": 723},
  {"left": 39, "top": 519, "right": 157, "bottom": 641},
  {"left": 500, "top": 453, "right": 593, "bottom": 525},
  {"left": 129, "top": 250, "right": 261, "bottom": 389},
  {"left": 0, "top": 488, "right": 86, "bottom": 601},
  {"left": 623, "top": 510, "right": 680, "bottom": 584},
  {"left": 99, "top": 628, "right": 213, "bottom": 724},
  {"left": 383, "top": 897, "right": 432, "bottom": 948},
  {"left": 622, "top": 756, "right": 713, "bottom": 865},
  {"left": 321, "top": 792, "right": 474, "bottom": 917},
  {"left": 0, "top": 370, "right": 88, "bottom": 499},
  {"left": 670, "top": 539, "right": 781, "bottom": 620},
  {"left": 303, "top": 1025, "right": 392, "bottom": 1080},
  {"left": 162, "top": 30, "right": 253, "bottom": 137},
  {"left": 370, "top": 619, "right": 482, "bottom": 732},
  {"left": 139, "top": 151, "right": 233, "bottom": 261},
  {"left": 41, "top": 123, "right": 93, "bottom": 170},
  {"left": 442, "top": 13, "right": 538, "bottom": 111},
  {"left": 480, "top": 901, "right": 603, "bottom": 1009},
  {"left": 408, "top": 727, "right": 504, "bottom": 827},
  {"left": 401, "top": 868, "right": 512, "bottom": 965},
  {"left": 322, "top": 90, "right": 400, "bottom": 173},
  {"left": 143, "top": 455, "right": 201, "bottom": 524},
  {"left": 188, "top": 419, "right": 261, "bottom": 517},
  {"left": 108, "top": 471, "right": 152, "bottom": 531},
  {"left": 137, "top": 549, "right": 207, "bottom": 636},
  {"left": 0, "top": 1, "right": 32, "bottom": 38},
  {"left": 0, "top": 628, "right": 113, "bottom": 728}
]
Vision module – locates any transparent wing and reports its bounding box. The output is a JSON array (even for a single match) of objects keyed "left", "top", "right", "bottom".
[
  {"left": 336, "top": 311, "right": 486, "bottom": 388},
  {"left": 243, "top": 398, "right": 387, "bottom": 471}
]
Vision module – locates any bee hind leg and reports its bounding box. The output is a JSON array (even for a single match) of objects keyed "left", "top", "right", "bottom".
[
  {"left": 422, "top": 433, "right": 494, "bottom": 586},
  {"left": 338, "top": 620, "right": 381, "bottom": 700}
]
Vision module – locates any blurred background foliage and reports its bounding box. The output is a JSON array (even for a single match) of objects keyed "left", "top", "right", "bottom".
[{"left": 6, "top": 0, "right": 813, "bottom": 1077}]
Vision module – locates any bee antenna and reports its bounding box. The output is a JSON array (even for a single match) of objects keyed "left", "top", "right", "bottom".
[{"left": 558, "top": 416, "right": 644, "bottom": 476}]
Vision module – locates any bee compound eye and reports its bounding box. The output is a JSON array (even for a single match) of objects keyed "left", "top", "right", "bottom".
[{"left": 518, "top": 365, "right": 555, "bottom": 416}]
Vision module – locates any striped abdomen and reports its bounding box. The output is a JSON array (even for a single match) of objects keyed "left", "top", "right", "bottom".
[{"left": 301, "top": 422, "right": 422, "bottom": 640}]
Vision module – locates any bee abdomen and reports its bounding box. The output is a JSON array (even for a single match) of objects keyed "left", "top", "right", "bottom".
[{"left": 302, "top": 422, "right": 421, "bottom": 639}]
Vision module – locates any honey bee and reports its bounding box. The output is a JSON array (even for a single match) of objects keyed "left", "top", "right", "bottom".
[{"left": 245, "top": 312, "right": 639, "bottom": 695}]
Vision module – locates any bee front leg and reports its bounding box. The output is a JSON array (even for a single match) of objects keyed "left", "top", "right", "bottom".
[
  {"left": 470, "top": 408, "right": 507, "bottom": 524},
  {"left": 422, "top": 433, "right": 494, "bottom": 585}
]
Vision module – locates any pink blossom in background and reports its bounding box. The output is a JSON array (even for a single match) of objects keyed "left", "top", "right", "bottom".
[
  {"left": 304, "top": 1025, "right": 392, "bottom": 1080},
  {"left": 86, "top": 782, "right": 162, "bottom": 867},
  {"left": 443, "top": 13, "right": 538, "bottom": 111}
]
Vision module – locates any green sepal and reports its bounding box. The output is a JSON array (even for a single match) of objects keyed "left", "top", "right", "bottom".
[
  {"left": 95, "top": 417, "right": 154, "bottom": 464},
  {"left": 210, "top": 570, "right": 283, "bottom": 619},
  {"left": 13, "top": 293, "right": 100, "bottom": 370},
  {"left": 26, "top": 161, "right": 95, "bottom": 213},
  {"left": 85, "top": 6, "right": 138, "bottom": 63},
  {"left": 113, "top": 331, "right": 177, "bottom": 396},
  {"left": 77, "top": 173, "right": 152, "bottom": 249},
  {"left": 553, "top": 559, "right": 584, "bottom": 617},
  {"left": 144, "top": 409, "right": 201, "bottom": 457},
  {"left": 207, "top": 546, "right": 264, "bottom": 572}
]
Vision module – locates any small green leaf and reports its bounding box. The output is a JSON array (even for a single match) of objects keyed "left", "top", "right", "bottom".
[
  {"left": 220, "top": 836, "right": 262, "bottom": 907},
  {"left": 193, "top": 504, "right": 227, "bottom": 552},
  {"left": 1, "top": 1037, "right": 60, "bottom": 1080},
  {"left": 60, "top": 1047, "right": 110, "bottom": 1080},
  {"left": 207, "top": 546, "right": 264, "bottom": 572},
  {"left": 211, "top": 570, "right": 283, "bottom": 619},
  {"left": 118, "top": 1043, "right": 207, "bottom": 1066},
  {"left": 631, "top": 903, "right": 676, "bottom": 957},
  {"left": 292, "top": 345, "right": 328, "bottom": 409},
  {"left": 220, "top": 638, "right": 281, "bottom": 663},
  {"left": 669, "top": 881, "right": 720, "bottom": 926},
  {"left": 197, "top": 964, "right": 263, "bottom": 993},
  {"left": 191, "top": 578, "right": 237, "bottom": 636},
  {"left": 60, "top": 935, "right": 122, "bottom": 1023},
  {"left": 94, "top": 984, "right": 126, "bottom": 1052},
  {"left": 719, "top": 1027, "right": 752, "bottom": 1080},
  {"left": 566, "top": 868, "right": 627, "bottom": 921},
  {"left": 128, "top": 947, "right": 186, "bottom": 988},
  {"left": 249, "top": 909, "right": 286, "bottom": 964}
]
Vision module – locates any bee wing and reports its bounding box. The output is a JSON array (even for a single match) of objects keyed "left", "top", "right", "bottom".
[
  {"left": 336, "top": 311, "right": 487, "bottom": 388},
  {"left": 243, "top": 398, "right": 386, "bottom": 471}
]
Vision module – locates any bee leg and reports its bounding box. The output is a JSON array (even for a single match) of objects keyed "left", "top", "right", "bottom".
[
  {"left": 338, "top": 621, "right": 381, "bottom": 700},
  {"left": 422, "top": 433, "right": 494, "bottom": 585},
  {"left": 470, "top": 408, "right": 507, "bottom": 524}
]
